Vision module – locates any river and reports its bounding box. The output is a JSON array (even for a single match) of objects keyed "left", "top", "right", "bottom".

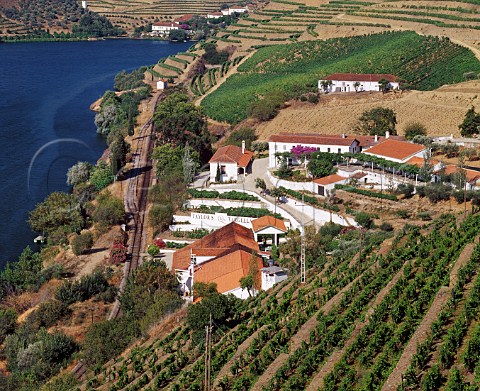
[{"left": 0, "top": 39, "right": 191, "bottom": 268}]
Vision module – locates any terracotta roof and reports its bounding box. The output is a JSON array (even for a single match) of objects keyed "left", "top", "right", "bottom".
[
  {"left": 363, "top": 139, "right": 425, "bottom": 161},
  {"left": 172, "top": 222, "right": 259, "bottom": 270},
  {"left": 350, "top": 171, "right": 367, "bottom": 179},
  {"left": 174, "top": 14, "right": 196, "bottom": 22},
  {"left": 269, "top": 133, "right": 358, "bottom": 146},
  {"left": 323, "top": 73, "right": 398, "bottom": 82},
  {"left": 313, "top": 173, "right": 347, "bottom": 186},
  {"left": 441, "top": 165, "right": 480, "bottom": 183},
  {"left": 405, "top": 156, "right": 425, "bottom": 167},
  {"left": 209, "top": 145, "right": 253, "bottom": 167},
  {"left": 251, "top": 216, "right": 287, "bottom": 233},
  {"left": 194, "top": 250, "right": 263, "bottom": 294}
]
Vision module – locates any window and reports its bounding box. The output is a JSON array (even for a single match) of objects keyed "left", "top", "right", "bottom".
[
  {"left": 221, "top": 165, "right": 226, "bottom": 174},
  {"left": 338, "top": 148, "right": 341, "bottom": 153},
  {"left": 327, "top": 148, "right": 331, "bottom": 153},
  {"left": 283, "top": 145, "right": 287, "bottom": 151}
]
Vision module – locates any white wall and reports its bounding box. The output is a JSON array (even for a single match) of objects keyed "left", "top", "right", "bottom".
[
  {"left": 318, "top": 79, "right": 400, "bottom": 93},
  {"left": 266, "top": 171, "right": 315, "bottom": 192},
  {"left": 262, "top": 271, "right": 288, "bottom": 291},
  {"left": 209, "top": 162, "right": 238, "bottom": 183},
  {"left": 185, "top": 199, "right": 262, "bottom": 209}
]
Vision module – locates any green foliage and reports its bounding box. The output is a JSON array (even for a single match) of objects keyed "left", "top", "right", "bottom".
[
  {"left": 396, "top": 183, "right": 415, "bottom": 198},
  {"left": 354, "top": 211, "right": 374, "bottom": 229},
  {"left": 89, "top": 161, "right": 114, "bottom": 191},
  {"left": 71, "top": 231, "right": 94, "bottom": 256},
  {"left": 92, "top": 191, "right": 124, "bottom": 226},
  {"left": 358, "top": 107, "right": 397, "bottom": 136},
  {"left": 55, "top": 270, "right": 109, "bottom": 305},
  {"left": 248, "top": 90, "right": 286, "bottom": 121},
  {"left": 40, "top": 373, "right": 79, "bottom": 391},
  {"left": 404, "top": 121, "right": 427, "bottom": 140},
  {"left": 72, "top": 12, "right": 124, "bottom": 37},
  {"left": 114, "top": 67, "right": 148, "bottom": 91},
  {"left": 149, "top": 203, "right": 175, "bottom": 232},
  {"left": 26, "top": 300, "right": 71, "bottom": 329},
  {"left": 66, "top": 161, "right": 92, "bottom": 187},
  {"left": 202, "top": 32, "right": 480, "bottom": 123},
  {"left": 109, "top": 130, "right": 128, "bottom": 175},
  {"left": 152, "top": 143, "right": 199, "bottom": 180},
  {"left": 335, "top": 184, "right": 398, "bottom": 201},
  {"left": 186, "top": 189, "right": 258, "bottom": 201},
  {"left": 153, "top": 93, "right": 212, "bottom": 163},
  {"left": 202, "top": 43, "right": 229, "bottom": 65},
  {"left": 28, "top": 192, "right": 84, "bottom": 242},
  {"left": 169, "top": 28, "right": 187, "bottom": 41},
  {"left": 0, "top": 308, "right": 17, "bottom": 344},
  {"left": 307, "top": 152, "right": 337, "bottom": 178},
  {"left": 225, "top": 127, "right": 257, "bottom": 150},
  {"left": 459, "top": 106, "right": 480, "bottom": 137}
]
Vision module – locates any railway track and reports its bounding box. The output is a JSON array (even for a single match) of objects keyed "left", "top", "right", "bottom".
[{"left": 72, "top": 92, "right": 162, "bottom": 380}]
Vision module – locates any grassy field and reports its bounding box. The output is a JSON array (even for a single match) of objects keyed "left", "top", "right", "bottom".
[
  {"left": 78, "top": 213, "right": 480, "bottom": 391},
  {"left": 201, "top": 31, "right": 480, "bottom": 124}
]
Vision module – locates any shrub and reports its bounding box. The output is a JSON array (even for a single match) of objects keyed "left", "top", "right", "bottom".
[
  {"left": 308, "top": 94, "right": 319, "bottom": 103},
  {"left": 71, "top": 232, "right": 94, "bottom": 255},
  {"left": 92, "top": 192, "right": 124, "bottom": 226},
  {"left": 355, "top": 212, "right": 374, "bottom": 229},
  {"left": 110, "top": 242, "right": 127, "bottom": 265},
  {"left": 417, "top": 211, "right": 432, "bottom": 221},
  {"left": 0, "top": 308, "right": 17, "bottom": 344},
  {"left": 55, "top": 270, "right": 109, "bottom": 305},
  {"left": 404, "top": 121, "right": 427, "bottom": 140},
  {"left": 27, "top": 300, "right": 71, "bottom": 328},
  {"left": 395, "top": 209, "right": 410, "bottom": 219},
  {"left": 379, "top": 222, "right": 394, "bottom": 232},
  {"left": 90, "top": 162, "right": 114, "bottom": 191},
  {"left": 396, "top": 183, "right": 415, "bottom": 198},
  {"left": 424, "top": 184, "right": 451, "bottom": 203}
]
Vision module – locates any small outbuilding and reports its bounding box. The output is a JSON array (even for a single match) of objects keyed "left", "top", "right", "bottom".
[
  {"left": 209, "top": 141, "right": 253, "bottom": 183},
  {"left": 260, "top": 266, "right": 288, "bottom": 291},
  {"left": 313, "top": 173, "right": 348, "bottom": 196},
  {"left": 156, "top": 79, "right": 168, "bottom": 90},
  {"left": 251, "top": 215, "right": 288, "bottom": 246}
]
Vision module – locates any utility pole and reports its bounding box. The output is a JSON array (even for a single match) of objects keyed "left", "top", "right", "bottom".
[
  {"left": 190, "top": 251, "right": 196, "bottom": 302},
  {"left": 204, "top": 314, "right": 213, "bottom": 391},
  {"left": 300, "top": 194, "right": 306, "bottom": 284}
]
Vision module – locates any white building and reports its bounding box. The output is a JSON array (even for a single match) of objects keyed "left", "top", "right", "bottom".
[
  {"left": 252, "top": 215, "right": 288, "bottom": 246},
  {"left": 363, "top": 139, "right": 425, "bottom": 164},
  {"left": 268, "top": 133, "right": 362, "bottom": 168},
  {"left": 318, "top": 73, "right": 399, "bottom": 93},
  {"left": 209, "top": 142, "right": 253, "bottom": 183},
  {"left": 81, "top": 0, "right": 88, "bottom": 9},
  {"left": 261, "top": 266, "right": 288, "bottom": 291},
  {"left": 313, "top": 173, "right": 348, "bottom": 196},
  {"left": 156, "top": 80, "right": 168, "bottom": 90},
  {"left": 221, "top": 6, "right": 248, "bottom": 15},
  {"left": 151, "top": 22, "right": 179, "bottom": 35},
  {"left": 207, "top": 12, "right": 223, "bottom": 19}
]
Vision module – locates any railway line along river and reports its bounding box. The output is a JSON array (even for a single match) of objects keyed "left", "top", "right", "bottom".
[{"left": 0, "top": 39, "right": 191, "bottom": 268}]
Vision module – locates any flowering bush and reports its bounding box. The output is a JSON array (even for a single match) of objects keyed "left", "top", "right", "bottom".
[
  {"left": 110, "top": 242, "right": 127, "bottom": 265},
  {"left": 153, "top": 237, "right": 166, "bottom": 249},
  {"left": 291, "top": 145, "right": 319, "bottom": 157}
]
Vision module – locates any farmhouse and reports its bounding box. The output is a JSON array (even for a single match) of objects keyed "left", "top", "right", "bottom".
[
  {"left": 209, "top": 142, "right": 253, "bottom": 183},
  {"left": 363, "top": 139, "right": 426, "bottom": 163},
  {"left": 318, "top": 73, "right": 399, "bottom": 93},
  {"left": 173, "top": 222, "right": 286, "bottom": 299},
  {"left": 151, "top": 22, "right": 179, "bottom": 35},
  {"left": 268, "top": 133, "right": 362, "bottom": 168},
  {"left": 221, "top": 6, "right": 248, "bottom": 15},
  {"left": 207, "top": 12, "right": 223, "bottom": 19},
  {"left": 313, "top": 174, "right": 348, "bottom": 196},
  {"left": 156, "top": 79, "right": 168, "bottom": 90}
]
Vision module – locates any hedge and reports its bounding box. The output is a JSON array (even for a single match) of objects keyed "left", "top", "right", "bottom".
[{"left": 335, "top": 184, "right": 398, "bottom": 201}]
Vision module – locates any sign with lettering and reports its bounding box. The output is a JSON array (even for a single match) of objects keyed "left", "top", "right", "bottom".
[{"left": 190, "top": 212, "right": 254, "bottom": 227}]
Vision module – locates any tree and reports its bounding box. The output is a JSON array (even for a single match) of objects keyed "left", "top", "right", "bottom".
[
  {"left": 153, "top": 93, "right": 212, "bottom": 163},
  {"left": 355, "top": 212, "right": 373, "bottom": 229},
  {"left": 71, "top": 232, "right": 94, "bottom": 256},
  {"left": 90, "top": 161, "right": 114, "bottom": 191},
  {"left": 353, "top": 81, "right": 361, "bottom": 92},
  {"left": 459, "top": 106, "right": 480, "bottom": 137},
  {"left": 148, "top": 203, "right": 174, "bottom": 232},
  {"left": 307, "top": 152, "right": 336, "bottom": 178},
  {"left": 92, "top": 191, "right": 124, "bottom": 226},
  {"left": 109, "top": 131, "right": 127, "bottom": 175},
  {"left": 225, "top": 127, "right": 257, "bottom": 150},
  {"left": 147, "top": 244, "right": 160, "bottom": 258},
  {"left": 28, "top": 192, "right": 84, "bottom": 239},
  {"left": 66, "top": 161, "right": 92, "bottom": 186},
  {"left": 182, "top": 143, "right": 197, "bottom": 185},
  {"left": 404, "top": 121, "right": 427, "bottom": 140},
  {"left": 255, "top": 178, "right": 267, "bottom": 193},
  {"left": 270, "top": 187, "right": 285, "bottom": 202},
  {"left": 95, "top": 104, "right": 117, "bottom": 135},
  {"left": 378, "top": 78, "right": 390, "bottom": 93},
  {"left": 169, "top": 28, "right": 187, "bottom": 41},
  {"left": 320, "top": 79, "right": 332, "bottom": 93},
  {"left": 0, "top": 308, "right": 17, "bottom": 344},
  {"left": 240, "top": 255, "right": 260, "bottom": 297},
  {"left": 248, "top": 90, "right": 286, "bottom": 121},
  {"left": 215, "top": 163, "right": 221, "bottom": 182},
  {"left": 358, "top": 107, "right": 397, "bottom": 136}
]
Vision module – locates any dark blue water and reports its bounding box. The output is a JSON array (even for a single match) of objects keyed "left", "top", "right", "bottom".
[{"left": 0, "top": 39, "right": 191, "bottom": 268}]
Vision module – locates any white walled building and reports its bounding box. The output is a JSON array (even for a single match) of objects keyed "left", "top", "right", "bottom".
[
  {"left": 156, "top": 80, "right": 168, "bottom": 90},
  {"left": 221, "top": 6, "right": 248, "bottom": 15},
  {"left": 268, "top": 133, "right": 362, "bottom": 168},
  {"left": 261, "top": 266, "right": 288, "bottom": 291},
  {"left": 318, "top": 73, "right": 399, "bottom": 93},
  {"left": 363, "top": 139, "right": 426, "bottom": 164},
  {"left": 81, "top": 0, "right": 88, "bottom": 9},
  {"left": 209, "top": 142, "right": 253, "bottom": 183},
  {"left": 207, "top": 12, "right": 223, "bottom": 18},
  {"left": 313, "top": 174, "right": 348, "bottom": 196},
  {"left": 151, "top": 22, "right": 179, "bottom": 35}
]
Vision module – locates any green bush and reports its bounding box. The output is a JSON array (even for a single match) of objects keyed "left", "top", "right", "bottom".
[
  {"left": 0, "top": 308, "right": 17, "bottom": 344},
  {"left": 26, "top": 300, "right": 71, "bottom": 328},
  {"left": 335, "top": 184, "right": 398, "bottom": 201},
  {"left": 90, "top": 162, "right": 114, "bottom": 191},
  {"left": 71, "top": 232, "right": 94, "bottom": 256},
  {"left": 55, "top": 270, "right": 109, "bottom": 305},
  {"left": 92, "top": 191, "right": 124, "bottom": 226}
]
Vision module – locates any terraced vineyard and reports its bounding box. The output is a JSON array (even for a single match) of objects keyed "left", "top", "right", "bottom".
[
  {"left": 201, "top": 31, "right": 480, "bottom": 124},
  {"left": 79, "top": 213, "right": 480, "bottom": 390}
]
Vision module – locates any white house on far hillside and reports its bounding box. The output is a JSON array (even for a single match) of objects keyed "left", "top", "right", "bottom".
[
  {"left": 151, "top": 22, "right": 179, "bottom": 35},
  {"left": 318, "top": 73, "right": 399, "bottom": 93},
  {"left": 209, "top": 141, "right": 253, "bottom": 183}
]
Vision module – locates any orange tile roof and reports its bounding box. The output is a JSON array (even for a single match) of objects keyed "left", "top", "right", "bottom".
[
  {"left": 251, "top": 216, "right": 287, "bottom": 233},
  {"left": 172, "top": 222, "right": 259, "bottom": 270},
  {"left": 313, "top": 173, "right": 347, "bottom": 186},
  {"left": 364, "top": 139, "right": 425, "bottom": 161},
  {"left": 174, "top": 14, "right": 196, "bottom": 23},
  {"left": 441, "top": 165, "right": 480, "bottom": 183},
  {"left": 323, "top": 73, "right": 398, "bottom": 82},
  {"left": 209, "top": 145, "right": 253, "bottom": 167},
  {"left": 194, "top": 250, "right": 263, "bottom": 294},
  {"left": 405, "top": 156, "right": 425, "bottom": 167}
]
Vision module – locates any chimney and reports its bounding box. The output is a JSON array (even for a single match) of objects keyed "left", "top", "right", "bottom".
[
  {"left": 342, "top": 133, "right": 346, "bottom": 139},
  {"left": 385, "top": 131, "right": 390, "bottom": 139},
  {"left": 242, "top": 140, "right": 245, "bottom": 154},
  {"left": 374, "top": 134, "right": 378, "bottom": 142}
]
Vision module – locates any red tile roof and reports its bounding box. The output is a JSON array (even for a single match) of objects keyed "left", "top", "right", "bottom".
[
  {"left": 363, "top": 139, "right": 425, "bottom": 161},
  {"left": 209, "top": 145, "right": 253, "bottom": 167},
  {"left": 174, "top": 14, "right": 196, "bottom": 23},
  {"left": 323, "top": 73, "right": 398, "bottom": 82},
  {"left": 441, "top": 165, "right": 480, "bottom": 183},
  {"left": 194, "top": 250, "right": 263, "bottom": 294},
  {"left": 251, "top": 216, "right": 287, "bottom": 233},
  {"left": 172, "top": 222, "right": 259, "bottom": 270},
  {"left": 313, "top": 174, "right": 347, "bottom": 186},
  {"left": 269, "top": 133, "right": 358, "bottom": 146}
]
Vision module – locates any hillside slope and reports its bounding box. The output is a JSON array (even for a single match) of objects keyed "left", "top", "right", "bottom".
[{"left": 78, "top": 213, "right": 480, "bottom": 390}]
